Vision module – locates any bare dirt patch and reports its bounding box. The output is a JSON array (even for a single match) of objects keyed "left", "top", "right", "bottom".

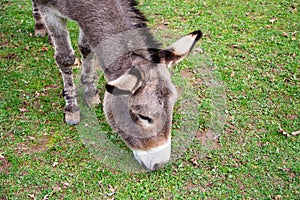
[
  {"left": 0, "top": 155, "right": 11, "bottom": 175},
  {"left": 180, "top": 67, "right": 207, "bottom": 89},
  {"left": 15, "top": 136, "right": 50, "bottom": 155},
  {"left": 29, "top": 136, "right": 50, "bottom": 154},
  {"left": 180, "top": 68, "right": 194, "bottom": 79},
  {"left": 196, "top": 128, "right": 221, "bottom": 150}
]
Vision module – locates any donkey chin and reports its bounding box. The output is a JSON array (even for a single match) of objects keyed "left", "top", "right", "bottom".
[{"left": 132, "top": 137, "right": 171, "bottom": 171}]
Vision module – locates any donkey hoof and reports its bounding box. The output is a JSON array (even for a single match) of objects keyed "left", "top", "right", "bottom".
[
  {"left": 65, "top": 110, "right": 80, "bottom": 125},
  {"left": 64, "top": 105, "right": 80, "bottom": 124}
]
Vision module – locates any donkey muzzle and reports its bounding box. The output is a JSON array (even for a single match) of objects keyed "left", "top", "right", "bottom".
[{"left": 132, "top": 138, "right": 171, "bottom": 171}]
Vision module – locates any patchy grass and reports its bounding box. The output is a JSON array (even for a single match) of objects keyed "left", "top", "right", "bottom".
[{"left": 1, "top": 0, "right": 299, "bottom": 199}]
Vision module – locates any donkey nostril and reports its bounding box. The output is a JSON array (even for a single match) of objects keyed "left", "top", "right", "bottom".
[
  {"left": 153, "top": 163, "right": 160, "bottom": 170},
  {"left": 138, "top": 114, "right": 153, "bottom": 124}
]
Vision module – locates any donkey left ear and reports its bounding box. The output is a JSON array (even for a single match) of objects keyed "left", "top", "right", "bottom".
[
  {"left": 105, "top": 68, "right": 143, "bottom": 95},
  {"left": 160, "top": 30, "right": 202, "bottom": 68}
]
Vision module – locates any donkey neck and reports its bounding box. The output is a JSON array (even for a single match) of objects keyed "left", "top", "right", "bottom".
[
  {"left": 94, "top": 27, "right": 160, "bottom": 80},
  {"left": 46, "top": 0, "right": 160, "bottom": 79},
  {"left": 63, "top": 0, "right": 153, "bottom": 47},
  {"left": 73, "top": 1, "right": 160, "bottom": 81}
]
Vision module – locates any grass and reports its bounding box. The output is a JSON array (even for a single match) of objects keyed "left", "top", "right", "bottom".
[{"left": 1, "top": 0, "right": 299, "bottom": 199}]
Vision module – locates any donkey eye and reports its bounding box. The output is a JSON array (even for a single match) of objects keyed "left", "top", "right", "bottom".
[{"left": 138, "top": 114, "right": 153, "bottom": 124}]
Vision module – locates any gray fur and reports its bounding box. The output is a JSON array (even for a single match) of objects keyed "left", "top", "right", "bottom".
[{"left": 32, "top": 0, "right": 48, "bottom": 36}]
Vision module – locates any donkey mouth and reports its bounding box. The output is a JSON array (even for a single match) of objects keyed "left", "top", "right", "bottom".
[{"left": 132, "top": 137, "right": 171, "bottom": 171}]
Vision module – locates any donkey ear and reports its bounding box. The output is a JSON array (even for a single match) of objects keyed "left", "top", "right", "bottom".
[
  {"left": 160, "top": 30, "right": 202, "bottom": 68},
  {"left": 105, "top": 68, "right": 143, "bottom": 95}
]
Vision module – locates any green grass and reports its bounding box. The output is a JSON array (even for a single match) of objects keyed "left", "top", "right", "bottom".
[{"left": 1, "top": 0, "right": 299, "bottom": 199}]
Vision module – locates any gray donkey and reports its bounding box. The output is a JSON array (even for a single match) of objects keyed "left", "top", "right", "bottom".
[{"left": 32, "top": 0, "right": 202, "bottom": 171}]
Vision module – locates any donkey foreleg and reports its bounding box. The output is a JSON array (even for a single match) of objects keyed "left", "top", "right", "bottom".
[
  {"left": 40, "top": 8, "right": 80, "bottom": 124},
  {"left": 78, "top": 29, "right": 100, "bottom": 107},
  {"left": 32, "top": 0, "right": 47, "bottom": 37}
]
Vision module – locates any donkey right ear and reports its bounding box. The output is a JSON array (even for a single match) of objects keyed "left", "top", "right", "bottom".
[
  {"left": 105, "top": 68, "right": 143, "bottom": 95},
  {"left": 159, "top": 30, "right": 202, "bottom": 68}
]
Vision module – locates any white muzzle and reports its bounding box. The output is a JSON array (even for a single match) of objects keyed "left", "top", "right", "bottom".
[{"left": 132, "top": 138, "right": 171, "bottom": 171}]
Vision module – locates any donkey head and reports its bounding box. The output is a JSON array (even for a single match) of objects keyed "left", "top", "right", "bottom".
[{"left": 103, "top": 30, "right": 202, "bottom": 171}]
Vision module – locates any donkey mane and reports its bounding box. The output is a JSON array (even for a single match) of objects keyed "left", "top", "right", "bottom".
[
  {"left": 120, "top": 0, "right": 161, "bottom": 48},
  {"left": 127, "top": 0, "right": 148, "bottom": 28}
]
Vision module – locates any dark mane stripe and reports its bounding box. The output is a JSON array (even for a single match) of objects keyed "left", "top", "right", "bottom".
[{"left": 128, "top": 0, "right": 161, "bottom": 49}]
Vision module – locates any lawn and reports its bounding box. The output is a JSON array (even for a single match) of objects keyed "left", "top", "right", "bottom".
[{"left": 0, "top": 0, "right": 299, "bottom": 199}]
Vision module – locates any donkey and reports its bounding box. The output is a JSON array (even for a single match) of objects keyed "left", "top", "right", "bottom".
[{"left": 32, "top": 0, "right": 202, "bottom": 171}]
